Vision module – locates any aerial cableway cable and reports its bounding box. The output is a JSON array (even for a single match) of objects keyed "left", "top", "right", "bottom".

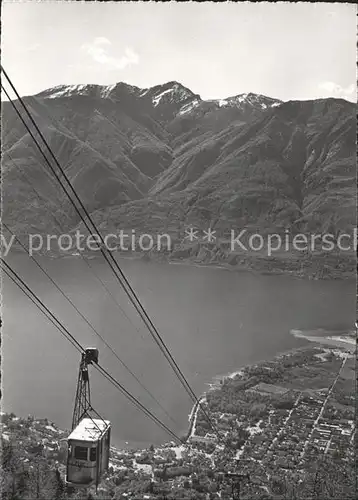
[
  {"left": 0, "top": 259, "right": 182, "bottom": 444},
  {"left": 2, "top": 223, "right": 179, "bottom": 427},
  {"left": 1, "top": 76, "right": 203, "bottom": 419},
  {"left": 1, "top": 260, "right": 83, "bottom": 354},
  {"left": 3, "top": 152, "right": 70, "bottom": 231},
  {"left": 4, "top": 152, "right": 147, "bottom": 343},
  {"left": 2, "top": 77, "right": 209, "bottom": 423},
  {"left": 1, "top": 68, "right": 219, "bottom": 437}
]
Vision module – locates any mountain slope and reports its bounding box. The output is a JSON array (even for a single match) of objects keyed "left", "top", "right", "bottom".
[
  {"left": 2, "top": 81, "right": 356, "bottom": 276},
  {"left": 97, "top": 97, "right": 355, "bottom": 237}
]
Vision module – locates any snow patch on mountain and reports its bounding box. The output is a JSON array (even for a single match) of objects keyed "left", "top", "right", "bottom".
[
  {"left": 206, "top": 93, "right": 282, "bottom": 111},
  {"left": 37, "top": 82, "right": 142, "bottom": 101},
  {"left": 152, "top": 88, "right": 176, "bottom": 107},
  {"left": 46, "top": 84, "right": 89, "bottom": 99},
  {"left": 236, "top": 94, "right": 248, "bottom": 103},
  {"left": 37, "top": 82, "right": 282, "bottom": 115},
  {"left": 228, "top": 93, "right": 281, "bottom": 108},
  {"left": 151, "top": 83, "right": 196, "bottom": 107},
  {"left": 100, "top": 84, "right": 116, "bottom": 99},
  {"left": 178, "top": 98, "right": 201, "bottom": 115}
]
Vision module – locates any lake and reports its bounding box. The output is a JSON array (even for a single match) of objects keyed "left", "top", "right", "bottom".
[{"left": 2, "top": 255, "right": 355, "bottom": 449}]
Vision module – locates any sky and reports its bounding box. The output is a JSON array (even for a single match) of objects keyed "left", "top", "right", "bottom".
[{"left": 1, "top": 1, "right": 356, "bottom": 102}]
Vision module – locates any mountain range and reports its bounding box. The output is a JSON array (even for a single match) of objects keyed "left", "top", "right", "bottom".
[{"left": 2, "top": 80, "right": 356, "bottom": 276}]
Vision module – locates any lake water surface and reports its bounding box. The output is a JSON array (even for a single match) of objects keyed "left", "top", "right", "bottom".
[{"left": 3, "top": 255, "right": 355, "bottom": 448}]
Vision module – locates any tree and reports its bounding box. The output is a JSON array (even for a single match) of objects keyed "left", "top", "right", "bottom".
[
  {"left": 297, "top": 456, "right": 355, "bottom": 500},
  {"left": 2, "top": 440, "right": 15, "bottom": 471},
  {"left": 53, "top": 469, "right": 65, "bottom": 500},
  {"left": 1, "top": 440, "right": 20, "bottom": 500},
  {"left": 17, "top": 469, "right": 29, "bottom": 498}
]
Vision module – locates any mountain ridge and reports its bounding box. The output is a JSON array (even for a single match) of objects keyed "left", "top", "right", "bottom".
[
  {"left": 2, "top": 81, "right": 356, "bottom": 278},
  {"left": 34, "top": 80, "right": 282, "bottom": 106}
]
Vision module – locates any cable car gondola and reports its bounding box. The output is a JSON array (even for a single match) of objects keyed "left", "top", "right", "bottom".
[
  {"left": 66, "top": 348, "right": 111, "bottom": 488},
  {"left": 66, "top": 417, "right": 111, "bottom": 487}
]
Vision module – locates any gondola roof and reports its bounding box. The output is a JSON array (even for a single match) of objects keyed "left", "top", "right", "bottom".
[{"left": 68, "top": 418, "right": 110, "bottom": 442}]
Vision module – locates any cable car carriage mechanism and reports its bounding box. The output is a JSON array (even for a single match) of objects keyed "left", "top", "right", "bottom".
[{"left": 66, "top": 348, "right": 111, "bottom": 489}]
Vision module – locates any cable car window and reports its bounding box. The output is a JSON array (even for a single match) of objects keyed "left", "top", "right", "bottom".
[
  {"left": 89, "top": 447, "right": 97, "bottom": 462},
  {"left": 74, "top": 446, "right": 88, "bottom": 460}
]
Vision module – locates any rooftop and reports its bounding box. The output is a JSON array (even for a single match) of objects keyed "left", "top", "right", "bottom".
[{"left": 67, "top": 418, "right": 110, "bottom": 442}]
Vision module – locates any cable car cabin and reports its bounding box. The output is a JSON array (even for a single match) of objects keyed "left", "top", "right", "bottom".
[{"left": 66, "top": 418, "right": 111, "bottom": 487}]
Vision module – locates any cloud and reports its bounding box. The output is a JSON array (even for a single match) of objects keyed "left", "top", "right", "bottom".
[
  {"left": 24, "top": 43, "right": 40, "bottom": 53},
  {"left": 92, "top": 37, "right": 111, "bottom": 47},
  {"left": 318, "top": 81, "right": 355, "bottom": 99},
  {"left": 81, "top": 37, "right": 139, "bottom": 70}
]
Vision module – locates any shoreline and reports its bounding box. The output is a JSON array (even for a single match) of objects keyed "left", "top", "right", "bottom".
[
  {"left": 125, "top": 252, "right": 355, "bottom": 281},
  {"left": 23, "top": 248, "right": 356, "bottom": 282},
  {"left": 187, "top": 346, "right": 301, "bottom": 441},
  {"left": 290, "top": 329, "right": 356, "bottom": 351},
  {"left": 187, "top": 328, "right": 356, "bottom": 442}
]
